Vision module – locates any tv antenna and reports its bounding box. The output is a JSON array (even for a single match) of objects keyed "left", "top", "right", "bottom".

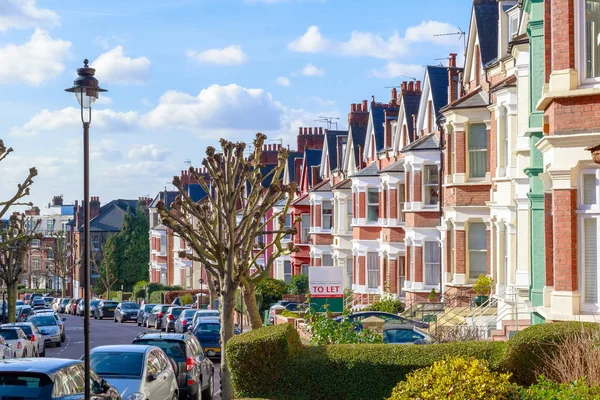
[
  {"left": 184, "top": 159, "right": 192, "bottom": 168},
  {"left": 434, "top": 27, "right": 466, "bottom": 48},
  {"left": 315, "top": 116, "right": 339, "bottom": 130}
]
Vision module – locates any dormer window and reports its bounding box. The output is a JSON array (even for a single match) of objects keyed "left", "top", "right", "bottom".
[{"left": 508, "top": 13, "right": 519, "bottom": 40}]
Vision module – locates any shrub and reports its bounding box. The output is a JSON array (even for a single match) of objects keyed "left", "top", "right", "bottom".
[
  {"left": 305, "top": 310, "right": 382, "bottom": 345},
  {"left": 180, "top": 293, "right": 193, "bottom": 305},
  {"left": 255, "top": 278, "right": 288, "bottom": 311},
  {"left": 288, "top": 274, "right": 308, "bottom": 295},
  {"left": 504, "top": 322, "right": 599, "bottom": 386},
  {"left": 280, "top": 310, "right": 303, "bottom": 319},
  {"left": 227, "top": 323, "right": 301, "bottom": 398},
  {"left": 163, "top": 289, "right": 206, "bottom": 304},
  {"left": 149, "top": 290, "right": 166, "bottom": 304},
  {"left": 521, "top": 376, "right": 600, "bottom": 399},
  {"left": 363, "top": 297, "right": 405, "bottom": 314},
  {"left": 387, "top": 357, "right": 520, "bottom": 400},
  {"left": 227, "top": 324, "right": 508, "bottom": 400},
  {"left": 134, "top": 289, "right": 146, "bottom": 299}
]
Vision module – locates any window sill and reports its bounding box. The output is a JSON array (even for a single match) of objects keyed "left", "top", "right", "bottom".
[{"left": 536, "top": 85, "right": 600, "bottom": 110}]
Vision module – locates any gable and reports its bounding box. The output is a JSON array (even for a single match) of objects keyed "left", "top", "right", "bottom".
[
  {"left": 416, "top": 66, "right": 449, "bottom": 134},
  {"left": 464, "top": 1, "right": 499, "bottom": 87},
  {"left": 89, "top": 205, "right": 128, "bottom": 232}
]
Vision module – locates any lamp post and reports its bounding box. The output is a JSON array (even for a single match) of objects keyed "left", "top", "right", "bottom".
[
  {"left": 65, "top": 59, "right": 106, "bottom": 400},
  {"left": 198, "top": 278, "right": 204, "bottom": 310}
]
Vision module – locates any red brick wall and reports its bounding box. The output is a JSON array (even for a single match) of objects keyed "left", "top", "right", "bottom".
[
  {"left": 545, "top": 0, "right": 552, "bottom": 82},
  {"left": 358, "top": 192, "right": 366, "bottom": 219},
  {"left": 311, "top": 234, "right": 333, "bottom": 246},
  {"left": 546, "top": 95, "right": 600, "bottom": 135},
  {"left": 388, "top": 259, "right": 398, "bottom": 294},
  {"left": 354, "top": 226, "right": 381, "bottom": 240},
  {"left": 455, "top": 230, "right": 466, "bottom": 275},
  {"left": 454, "top": 131, "right": 466, "bottom": 174},
  {"left": 381, "top": 227, "right": 405, "bottom": 243},
  {"left": 380, "top": 189, "right": 387, "bottom": 219},
  {"left": 550, "top": 0, "right": 575, "bottom": 70},
  {"left": 404, "top": 212, "right": 440, "bottom": 228},
  {"left": 443, "top": 185, "right": 491, "bottom": 207},
  {"left": 552, "top": 189, "right": 578, "bottom": 291},
  {"left": 352, "top": 193, "right": 357, "bottom": 218},
  {"left": 313, "top": 205, "right": 321, "bottom": 227},
  {"left": 388, "top": 189, "right": 398, "bottom": 218},
  {"left": 446, "top": 230, "right": 452, "bottom": 273},
  {"left": 413, "top": 246, "right": 423, "bottom": 283},
  {"left": 405, "top": 247, "right": 411, "bottom": 281},
  {"left": 358, "top": 256, "right": 365, "bottom": 285},
  {"left": 312, "top": 258, "right": 322, "bottom": 267},
  {"left": 545, "top": 193, "right": 554, "bottom": 287},
  {"left": 413, "top": 171, "right": 422, "bottom": 202}
]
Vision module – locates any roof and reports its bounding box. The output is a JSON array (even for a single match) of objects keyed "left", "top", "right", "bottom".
[
  {"left": 0, "top": 358, "right": 80, "bottom": 374},
  {"left": 474, "top": 0, "right": 499, "bottom": 65},
  {"left": 371, "top": 106, "right": 386, "bottom": 152},
  {"left": 325, "top": 130, "right": 347, "bottom": 171},
  {"left": 381, "top": 159, "right": 405, "bottom": 173},
  {"left": 351, "top": 162, "right": 380, "bottom": 177},
  {"left": 286, "top": 151, "right": 303, "bottom": 183},
  {"left": 259, "top": 164, "right": 277, "bottom": 188},
  {"left": 441, "top": 88, "right": 488, "bottom": 112},
  {"left": 86, "top": 200, "right": 139, "bottom": 233},
  {"left": 291, "top": 192, "right": 310, "bottom": 206},
  {"left": 402, "top": 133, "right": 439, "bottom": 152},
  {"left": 184, "top": 184, "right": 207, "bottom": 203},
  {"left": 402, "top": 94, "right": 421, "bottom": 141},
  {"left": 150, "top": 191, "right": 178, "bottom": 209},
  {"left": 332, "top": 178, "right": 352, "bottom": 190},
  {"left": 426, "top": 66, "right": 450, "bottom": 118},
  {"left": 349, "top": 123, "right": 368, "bottom": 164},
  {"left": 304, "top": 149, "right": 322, "bottom": 186},
  {"left": 90, "top": 344, "right": 153, "bottom": 354},
  {"left": 310, "top": 179, "right": 332, "bottom": 193}
]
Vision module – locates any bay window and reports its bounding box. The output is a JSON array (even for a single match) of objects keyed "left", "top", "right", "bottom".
[
  {"left": 585, "top": 0, "right": 600, "bottom": 79},
  {"left": 300, "top": 214, "right": 310, "bottom": 244},
  {"left": 322, "top": 200, "right": 333, "bottom": 230},
  {"left": 580, "top": 169, "right": 600, "bottom": 310},
  {"left": 283, "top": 214, "right": 291, "bottom": 240},
  {"left": 346, "top": 257, "right": 353, "bottom": 289},
  {"left": 367, "top": 252, "right": 379, "bottom": 289},
  {"left": 322, "top": 254, "right": 333, "bottom": 266},
  {"left": 468, "top": 222, "right": 488, "bottom": 279},
  {"left": 423, "top": 165, "right": 440, "bottom": 206},
  {"left": 346, "top": 200, "right": 352, "bottom": 231},
  {"left": 468, "top": 123, "right": 488, "bottom": 179},
  {"left": 284, "top": 261, "right": 292, "bottom": 284},
  {"left": 367, "top": 188, "right": 379, "bottom": 223},
  {"left": 301, "top": 263, "right": 309, "bottom": 276},
  {"left": 398, "top": 184, "right": 405, "bottom": 222},
  {"left": 424, "top": 242, "right": 440, "bottom": 285}
]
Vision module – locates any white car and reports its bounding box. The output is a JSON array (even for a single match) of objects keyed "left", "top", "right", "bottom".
[
  {"left": 27, "top": 314, "right": 61, "bottom": 347},
  {"left": 89, "top": 344, "right": 179, "bottom": 400},
  {"left": 0, "top": 327, "right": 35, "bottom": 358},
  {"left": 0, "top": 336, "right": 13, "bottom": 359},
  {"left": 32, "top": 309, "right": 65, "bottom": 342},
  {"left": 2, "top": 322, "right": 45, "bottom": 357}
]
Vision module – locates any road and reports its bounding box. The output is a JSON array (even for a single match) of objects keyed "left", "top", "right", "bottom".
[{"left": 45, "top": 313, "right": 222, "bottom": 399}]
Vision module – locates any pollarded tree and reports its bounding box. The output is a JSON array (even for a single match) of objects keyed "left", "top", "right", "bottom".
[
  {"left": 48, "top": 231, "right": 75, "bottom": 297},
  {"left": 158, "top": 133, "right": 296, "bottom": 400},
  {"left": 94, "top": 235, "right": 119, "bottom": 298}
]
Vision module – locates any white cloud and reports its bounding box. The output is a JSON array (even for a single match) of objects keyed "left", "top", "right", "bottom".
[
  {"left": 0, "top": 0, "right": 60, "bottom": 31},
  {"left": 141, "top": 98, "right": 153, "bottom": 107},
  {"left": 127, "top": 144, "right": 171, "bottom": 161},
  {"left": 187, "top": 45, "right": 248, "bottom": 66},
  {"left": 0, "top": 29, "right": 71, "bottom": 86},
  {"left": 10, "top": 107, "right": 139, "bottom": 137},
  {"left": 288, "top": 21, "right": 461, "bottom": 59},
  {"left": 369, "top": 62, "right": 424, "bottom": 79},
  {"left": 91, "top": 46, "right": 151, "bottom": 85},
  {"left": 95, "top": 96, "right": 113, "bottom": 105},
  {"left": 141, "top": 84, "right": 284, "bottom": 135},
  {"left": 301, "top": 63, "right": 324, "bottom": 77},
  {"left": 276, "top": 76, "right": 291, "bottom": 87},
  {"left": 91, "top": 139, "right": 122, "bottom": 161},
  {"left": 288, "top": 26, "right": 330, "bottom": 53}
]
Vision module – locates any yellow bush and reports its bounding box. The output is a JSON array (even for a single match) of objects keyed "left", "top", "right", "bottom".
[{"left": 387, "top": 357, "right": 520, "bottom": 400}]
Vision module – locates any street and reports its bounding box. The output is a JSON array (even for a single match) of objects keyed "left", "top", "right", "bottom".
[{"left": 45, "top": 313, "right": 221, "bottom": 399}]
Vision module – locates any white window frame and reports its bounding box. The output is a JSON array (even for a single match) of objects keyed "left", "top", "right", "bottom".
[
  {"left": 346, "top": 257, "right": 353, "bottom": 289},
  {"left": 283, "top": 261, "right": 292, "bottom": 284},
  {"left": 366, "top": 188, "right": 379, "bottom": 223},
  {"left": 322, "top": 200, "right": 333, "bottom": 230},
  {"left": 301, "top": 263, "right": 309, "bottom": 276},
  {"left": 580, "top": 169, "right": 600, "bottom": 210},
  {"left": 423, "top": 165, "right": 440, "bottom": 207},
  {"left": 424, "top": 241, "right": 441, "bottom": 286},
  {"left": 580, "top": 216, "right": 600, "bottom": 312},
  {"left": 300, "top": 213, "right": 310, "bottom": 244},
  {"left": 576, "top": 0, "right": 600, "bottom": 86},
  {"left": 346, "top": 199, "right": 352, "bottom": 232},
  {"left": 367, "top": 252, "right": 379, "bottom": 289},
  {"left": 467, "top": 123, "right": 488, "bottom": 180},
  {"left": 398, "top": 184, "right": 405, "bottom": 223},
  {"left": 468, "top": 222, "right": 488, "bottom": 280},
  {"left": 354, "top": 190, "right": 359, "bottom": 222},
  {"left": 321, "top": 253, "right": 333, "bottom": 267}
]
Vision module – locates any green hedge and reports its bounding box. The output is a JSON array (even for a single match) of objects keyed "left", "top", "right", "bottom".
[
  {"left": 227, "top": 323, "right": 507, "bottom": 400},
  {"left": 504, "top": 321, "right": 600, "bottom": 386},
  {"left": 228, "top": 323, "right": 301, "bottom": 396},
  {"left": 149, "top": 290, "right": 166, "bottom": 304}
]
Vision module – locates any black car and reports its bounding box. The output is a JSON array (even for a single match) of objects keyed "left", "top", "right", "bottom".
[
  {"left": 113, "top": 302, "right": 140, "bottom": 323},
  {"left": 94, "top": 300, "right": 118, "bottom": 320},
  {"left": 133, "top": 332, "right": 214, "bottom": 400},
  {"left": 136, "top": 304, "right": 156, "bottom": 327},
  {"left": 161, "top": 307, "right": 188, "bottom": 333},
  {"left": 0, "top": 358, "right": 120, "bottom": 399},
  {"left": 146, "top": 304, "right": 170, "bottom": 329}
]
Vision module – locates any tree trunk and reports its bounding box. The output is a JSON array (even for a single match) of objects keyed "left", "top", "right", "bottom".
[
  {"left": 61, "top": 276, "right": 66, "bottom": 297},
  {"left": 242, "top": 281, "right": 262, "bottom": 330},
  {"left": 219, "top": 287, "right": 236, "bottom": 400},
  {"left": 7, "top": 281, "right": 17, "bottom": 323},
  {"left": 207, "top": 277, "right": 217, "bottom": 309}
]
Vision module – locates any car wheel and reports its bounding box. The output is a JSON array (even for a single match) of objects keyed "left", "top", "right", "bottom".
[
  {"left": 56, "top": 341, "right": 61, "bottom": 347},
  {"left": 98, "top": 314, "right": 103, "bottom": 320},
  {"left": 154, "top": 320, "right": 159, "bottom": 330},
  {"left": 40, "top": 348, "right": 45, "bottom": 357},
  {"left": 172, "top": 393, "right": 178, "bottom": 400},
  {"left": 22, "top": 350, "right": 27, "bottom": 358},
  {"left": 202, "top": 375, "right": 214, "bottom": 400},
  {"left": 61, "top": 335, "right": 65, "bottom": 343},
  {"left": 113, "top": 317, "right": 117, "bottom": 323}
]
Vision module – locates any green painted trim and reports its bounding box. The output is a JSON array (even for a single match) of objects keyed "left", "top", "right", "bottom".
[
  {"left": 524, "top": 167, "right": 543, "bottom": 178},
  {"left": 531, "top": 312, "right": 546, "bottom": 325}
]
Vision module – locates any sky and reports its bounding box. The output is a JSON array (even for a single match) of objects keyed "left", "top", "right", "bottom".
[{"left": 0, "top": 0, "right": 472, "bottom": 210}]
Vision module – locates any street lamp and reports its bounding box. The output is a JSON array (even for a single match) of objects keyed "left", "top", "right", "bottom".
[
  {"left": 198, "top": 278, "right": 204, "bottom": 310},
  {"left": 65, "top": 59, "right": 106, "bottom": 400}
]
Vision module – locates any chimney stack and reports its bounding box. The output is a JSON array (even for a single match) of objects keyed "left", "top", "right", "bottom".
[
  {"left": 415, "top": 80, "right": 421, "bottom": 92},
  {"left": 391, "top": 87, "right": 398, "bottom": 100},
  {"left": 401, "top": 82, "right": 407, "bottom": 94},
  {"left": 304, "top": 127, "right": 308, "bottom": 135},
  {"left": 351, "top": 103, "right": 357, "bottom": 112},
  {"left": 298, "top": 127, "right": 303, "bottom": 136},
  {"left": 408, "top": 81, "right": 414, "bottom": 92},
  {"left": 52, "top": 196, "right": 63, "bottom": 206},
  {"left": 448, "top": 52, "right": 460, "bottom": 104},
  {"left": 362, "top": 99, "right": 368, "bottom": 111},
  {"left": 319, "top": 127, "right": 323, "bottom": 135},
  {"left": 449, "top": 53, "right": 457, "bottom": 68},
  {"left": 90, "top": 197, "right": 101, "bottom": 220}
]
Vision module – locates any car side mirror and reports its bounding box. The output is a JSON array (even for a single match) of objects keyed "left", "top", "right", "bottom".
[
  {"left": 26, "top": 334, "right": 32, "bottom": 340},
  {"left": 147, "top": 374, "right": 156, "bottom": 382}
]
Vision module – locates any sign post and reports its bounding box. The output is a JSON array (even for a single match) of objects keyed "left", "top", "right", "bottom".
[{"left": 309, "top": 266, "right": 343, "bottom": 313}]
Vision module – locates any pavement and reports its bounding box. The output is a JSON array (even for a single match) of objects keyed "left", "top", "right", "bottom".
[{"left": 45, "top": 313, "right": 222, "bottom": 400}]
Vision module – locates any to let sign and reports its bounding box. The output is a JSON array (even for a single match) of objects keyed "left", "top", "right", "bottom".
[{"left": 309, "top": 266, "right": 343, "bottom": 298}]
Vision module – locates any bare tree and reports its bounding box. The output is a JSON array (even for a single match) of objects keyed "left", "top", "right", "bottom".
[
  {"left": 0, "top": 140, "right": 38, "bottom": 322},
  {"left": 158, "top": 134, "right": 296, "bottom": 400},
  {"left": 47, "top": 231, "right": 75, "bottom": 297}
]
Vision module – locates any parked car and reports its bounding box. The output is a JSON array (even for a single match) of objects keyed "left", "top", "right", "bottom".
[
  {"left": 15, "top": 305, "right": 34, "bottom": 322},
  {"left": 382, "top": 323, "right": 434, "bottom": 345},
  {"left": 174, "top": 309, "right": 198, "bottom": 333},
  {"left": 0, "top": 358, "right": 121, "bottom": 399},
  {"left": 191, "top": 310, "right": 220, "bottom": 330},
  {"left": 70, "top": 299, "right": 82, "bottom": 315},
  {"left": 114, "top": 302, "right": 140, "bottom": 323},
  {"left": 0, "top": 336, "right": 13, "bottom": 359},
  {"left": 161, "top": 307, "right": 188, "bottom": 333},
  {"left": 192, "top": 317, "right": 239, "bottom": 359},
  {"left": 267, "top": 304, "right": 285, "bottom": 325},
  {"left": 133, "top": 332, "right": 214, "bottom": 400},
  {"left": 3, "top": 322, "right": 45, "bottom": 357},
  {"left": 0, "top": 327, "right": 35, "bottom": 358},
  {"left": 78, "top": 299, "right": 101, "bottom": 316},
  {"left": 28, "top": 313, "right": 62, "bottom": 348},
  {"left": 136, "top": 304, "right": 157, "bottom": 327},
  {"left": 58, "top": 298, "right": 71, "bottom": 313},
  {"left": 33, "top": 309, "right": 66, "bottom": 342},
  {"left": 42, "top": 297, "right": 54, "bottom": 307},
  {"left": 334, "top": 312, "right": 429, "bottom": 330},
  {"left": 94, "top": 300, "right": 118, "bottom": 320},
  {"left": 146, "top": 304, "right": 170, "bottom": 329},
  {"left": 31, "top": 298, "right": 46, "bottom": 308},
  {"left": 89, "top": 344, "right": 178, "bottom": 400}
]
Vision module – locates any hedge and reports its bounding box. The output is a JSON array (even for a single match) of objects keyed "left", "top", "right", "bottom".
[
  {"left": 164, "top": 289, "right": 208, "bottom": 305},
  {"left": 227, "top": 323, "right": 507, "bottom": 400},
  {"left": 149, "top": 291, "right": 166, "bottom": 304},
  {"left": 504, "top": 321, "right": 600, "bottom": 386}
]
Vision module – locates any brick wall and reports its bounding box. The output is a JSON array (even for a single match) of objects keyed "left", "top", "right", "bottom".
[
  {"left": 388, "top": 259, "right": 398, "bottom": 294},
  {"left": 545, "top": 193, "right": 554, "bottom": 287},
  {"left": 404, "top": 212, "right": 440, "bottom": 228},
  {"left": 443, "top": 185, "right": 491, "bottom": 207},
  {"left": 389, "top": 189, "right": 398, "bottom": 218},
  {"left": 313, "top": 205, "right": 321, "bottom": 227},
  {"left": 552, "top": 189, "right": 578, "bottom": 291},
  {"left": 413, "top": 171, "right": 422, "bottom": 202},
  {"left": 546, "top": 95, "right": 600, "bottom": 135},
  {"left": 311, "top": 234, "right": 333, "bottom": 246},
  {"left": 550, "top": 0, "right": 575, "bottom": 71},
  {"left": 454, "top": 131, "right": 466, "bottom": 174},
  {"left": 455, "top": 230, "right": 466, "bottom": 275},
  {"left": 405, "top": 247, "right": 411, "bottom": 281},
  {"left": 358, "top": 192, "right": 366, "bottom": 218},
  {"left": 358, "top": 256, "right": 365, "bottom": 285},
  {"left": 545, "top": 0, "right": 552, "bottom": 82},
  {"left": 381, "top": 227, "right": 405, "bottom": 243},
  {"left": 413, "top": 246, "right": 423, "bottom": 283},
  {"left": 354, "top": 226, "right": 381, "bottom": 240}
]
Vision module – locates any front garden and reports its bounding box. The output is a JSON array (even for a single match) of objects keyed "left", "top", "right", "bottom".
[{"left": 227, "top": 322, "right": 600, "bottom": 400}]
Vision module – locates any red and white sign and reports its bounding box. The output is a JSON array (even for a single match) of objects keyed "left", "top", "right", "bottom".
[{"left": 309, "top": 266, "right": 343, "bottom": 298}]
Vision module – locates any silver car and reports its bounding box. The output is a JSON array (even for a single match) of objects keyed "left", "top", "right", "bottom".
[
  {"left": 34, "top": 309, "right": 66, "bottom": 342},
  {"left": 89, "top": 344, "right": 179, "bottom": 400},
  {"left": 2, "top": 322, "right": 45, "bottom": 357},
  {"left": 0, "top": 327, "right": 35, "bottom": 358},
  {"left": 28, "top": 314, "right": 61, "bottom": 347},
  {"left": 0, "top": 336, "right": 13, "bottom": 359},
  {"left": 191, "top": 310, "right": 220, "bottom": 330}
]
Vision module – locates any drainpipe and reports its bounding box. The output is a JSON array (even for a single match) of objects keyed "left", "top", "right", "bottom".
[{"left": 436, "top": 115, "right": 446, "bottom": 297}]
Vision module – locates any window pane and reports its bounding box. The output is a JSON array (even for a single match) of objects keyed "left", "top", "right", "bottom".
[
  {"left": 424, "top": 242, "right": 440, "bottom": 285},
  {"left": 322, "top": 200, "right": 332, "bottom": 230},
  {"left": 322, "top": 254, "right": 333, "bottom": 266},
  {"left": 424, "top": 166, "right": 439, "bottom": 185},
  {"left": 367, "top": 253, "right": 379, "bottom": 289},
  {"left": 584, "top": 218, "right": 598, "bottom": 303},
  {"left": 469, "top": 252, "right": 487, "bottom": 279},
  {"left": 367, "top": 189, "right": 378, "bottom": 204},
  {"left": 468, "top": 123, "right": 487, "bottom": 178},
  {"left": 586, "top": 0, "right": 600, "bottom": 79},
  {"left": 583, "top": 174, "right": 598, "bottom": 205},
  {"left": 301, "top": 264, "right": 309, "bottom": 275},
  {"left": 468, "top": 223, "right": 487, "bottom": 250},
  {"left": 424, "top": 166, "right": 440, "bottom": 205},
  {"left": 284, "top": 261, "right": 291, "bottom": 274}
]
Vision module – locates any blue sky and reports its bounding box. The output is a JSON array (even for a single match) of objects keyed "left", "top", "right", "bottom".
[{"left": 0, "top": 0, "right": 471, "bottom": 210}]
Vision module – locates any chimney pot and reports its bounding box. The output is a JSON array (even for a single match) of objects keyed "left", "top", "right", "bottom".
[
  {"left": 308, "top": 127, "right": 312, "bottom": 135},
  {"left": 401, "top": 82, "right": 407, "bottom": 94},
  {"left": 314, "top": 127, "right": 319, "bottom": 135},
  {"left": 391, "top": 87, "right": 398, "bottom": 100},
  {"left": 298, "top": 127, "right": 302, "bottom": 136},
  {"left": 408, "top": 81, "right": 414, "bottom": 92},
  {"left": 351, "top": 103, "right": 357, "bottom": 112},
  {"left": 362, "top": 100, "right": 368, "bottom": 111},
  {"left": 319, "top": 127, "right": 323, "bottom": 135},
  {"left": 304, "top": 127, "right": 308, "bottom": 135},
  {"left": 415, "top": 80, "right": 421, "bottom": 92},
  {"left": 449, "top": 53, "right": 457, "bottom": 68}
]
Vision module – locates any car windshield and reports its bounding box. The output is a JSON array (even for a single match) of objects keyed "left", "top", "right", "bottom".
[
  {"left": 15, "top": 325, "right": 32, "bottom": 335},
  {"left": 0, "top": 330, "right": 19, "bottom": 340},
  {"left": 122, "top": 303, "right": 139, "bottom": 310},
  {"left": 90, "top": 300, "right": 100, "bottom": 306},
  {"left": 135, "top": 340, "right": 186, "bottom": 361},
  {"left": 29, "top": 316, "right": 56, "bottom": 327},
  {"left": 170, "top": 308, "right": 185, "bottom": 317},
  {"left": 182, "top": 310, "right": 196, "bottom": 318},
  {"left": 90, "top": 352, "right": 144, "bottom": 378},
  {"left": 103, "top": 302, "right": 117, "bottom": 307},
  {"left": 0, "top": 372, "right": 53, "bottom": 399},
  {"left": 61, "top": 299, "right": 70, "bottom": 304},
  {"left": 196, "top": 323, "right": 220, "bottom": 332},
  {"left": 383, "top": 329, "right": 424, "bottom": 344},
  {"left": 160, "top": 305, "right": 170, "bottom": 312},
  {"left": 144, "top": 305, "right": 156, "bottom": 312}
]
